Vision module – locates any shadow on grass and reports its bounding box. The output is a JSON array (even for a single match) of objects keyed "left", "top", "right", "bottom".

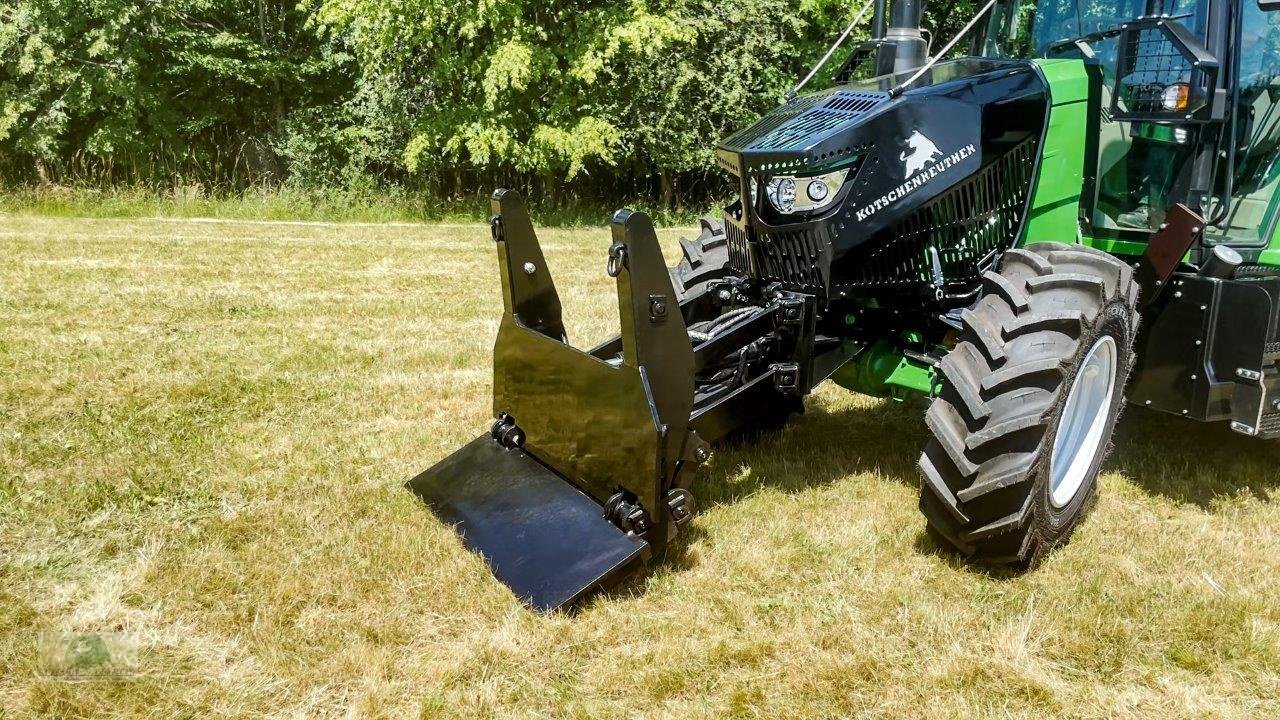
[
  {"left": 596, "top": 395, "right": 1278, "bottom": 604},
  {"left": 663, "top": 393, "right": 1280, "bottom": 581},
  {"left": 695, "top": 394, "right": 1279, "bottom": 514},
  {"left": 695, "top": 395, "right": 929, "bottom": 508},
  {"left": 1108, "top": 405, "right": 1280, "bottom": 508}
]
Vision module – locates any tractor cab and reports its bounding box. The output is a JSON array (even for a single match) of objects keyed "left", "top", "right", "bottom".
[{"left": 979, "top": 0, "right": 1280, "bottom": 248}]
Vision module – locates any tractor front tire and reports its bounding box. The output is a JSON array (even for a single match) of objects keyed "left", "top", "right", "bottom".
[
  {"left": 671, "top": 217, "right": 729, "bottom": 299},
  {"left": 918, "top": 243, "right": 1139, "bottom": 568}
]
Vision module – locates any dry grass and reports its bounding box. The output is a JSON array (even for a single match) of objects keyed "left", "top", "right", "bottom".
[{"left": 2, "top": 213, "right": 1279, "bottom": 719}]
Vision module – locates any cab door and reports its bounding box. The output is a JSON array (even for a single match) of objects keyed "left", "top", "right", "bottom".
[{"left": 1204, "top": 0, "right": 1280, "bottom": 247}]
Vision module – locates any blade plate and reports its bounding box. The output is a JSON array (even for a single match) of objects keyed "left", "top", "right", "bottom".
[{"left": 408, "top": 435, "right": 649, "bottom": 611}]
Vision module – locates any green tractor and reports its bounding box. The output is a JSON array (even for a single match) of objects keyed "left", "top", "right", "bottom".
[{"left": 409, "top": 0, "right": 1280, "bottom": 610}]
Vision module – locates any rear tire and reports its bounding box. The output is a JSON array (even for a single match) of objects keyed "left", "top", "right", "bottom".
[
  {"left": 670, "top": 217, "right": 729, "bottom": 299},
  {"left": 918, "top": 243, "right": 1140, "bottom": 568}
]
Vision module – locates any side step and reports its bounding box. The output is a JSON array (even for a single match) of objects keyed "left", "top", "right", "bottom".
[{"left": 408, "top": 435, "right": 648, "bottom": 611}]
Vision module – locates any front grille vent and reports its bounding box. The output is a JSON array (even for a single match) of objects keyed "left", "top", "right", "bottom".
[{"left": 838, "top": 136, "right": 1038, "bottom": 295}]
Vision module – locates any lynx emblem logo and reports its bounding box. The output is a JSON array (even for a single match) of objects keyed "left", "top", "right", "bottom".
[
  {"left": 852, "top": 137, "right": 977, "bottom": 222},
  {"left": 900, "top": 131, "right": 942, "bottom": 177}
]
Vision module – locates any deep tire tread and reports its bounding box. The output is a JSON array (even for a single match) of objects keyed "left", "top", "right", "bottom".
[
  {"left": 671, "top": 218, "right": 729, "bottom": 298},
  {"left": 918, "top": 243, "right": 1139, "bottom": 568}
]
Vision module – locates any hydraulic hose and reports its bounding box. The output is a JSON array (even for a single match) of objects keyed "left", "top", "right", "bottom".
[{"left": 688, "top": 306, "right": 763, "bottom": 343}]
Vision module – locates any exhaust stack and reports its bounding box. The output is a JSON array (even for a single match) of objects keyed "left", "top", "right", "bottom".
[{"left": 874, "top": 0, "right": 929, "bottom": 76}]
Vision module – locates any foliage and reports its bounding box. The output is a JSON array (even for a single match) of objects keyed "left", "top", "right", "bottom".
[
  {"left": 0, "top": 0, "right": 981, "bottom": 207},
  {"left": 0, "top": 0, "right": 351, "bottom": 186}
]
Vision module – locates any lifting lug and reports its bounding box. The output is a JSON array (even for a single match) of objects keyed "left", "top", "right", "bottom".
[
  {"left": 606, "top": 242, "right": 628, "bottom": 277},
  {"left": 665, "top": 488, "right": 695, "bottom": 526},
  {"left": 772, "top": 362, "right": 800, "bottom": 394}
]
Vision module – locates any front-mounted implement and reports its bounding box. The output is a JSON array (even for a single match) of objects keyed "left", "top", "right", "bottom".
[{"left": 409, "top": 190, "right": 841, "bottom": 610}]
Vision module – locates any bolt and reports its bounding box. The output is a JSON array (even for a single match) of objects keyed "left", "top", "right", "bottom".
[
  {"left": 1191, "top": 373, "right": 1198, "bottom": 380},
  {"left": 719, "top": 289, "right": 732, "bottom": 301},
  {"left": 695, "top": 447, "right": 710, "bottom": 462},
  {"left": 523, "top": 262, "right": 536, "bottom": 275},
  {"left": 1196, "top": 340, "right": 1203, "bottom": 346},
  {"left": 1145, "top": 400, "right": 1152, "bottom": 405},
  {"left": 1174, "top": 291, "right": 1182, "bottom": 298},
  {"left": 1182, "top": 409, "right": 1189, "bottom": 415},
  {"left": 1200, "top": 305, "right": 1207, "bottom": 311}
]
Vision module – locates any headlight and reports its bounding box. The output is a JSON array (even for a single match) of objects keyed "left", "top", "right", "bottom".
[
  {"left": 752, "top": 169, "right": 849, "bottom": 214},
  {"left": 1161, "top": 82, "right": 1190, "bottom": 111},
  {"left": 768, "top": 178, "right": 796, "bottom": 212}
]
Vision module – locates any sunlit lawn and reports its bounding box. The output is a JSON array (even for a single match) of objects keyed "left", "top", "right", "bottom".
[{"left": 2, "top": 213, "right": 1278, "bottom": 718}]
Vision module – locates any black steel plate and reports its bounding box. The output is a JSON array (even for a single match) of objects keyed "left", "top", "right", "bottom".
[{"left": 407, "top": 435, "right": 649, "bottom": 612}]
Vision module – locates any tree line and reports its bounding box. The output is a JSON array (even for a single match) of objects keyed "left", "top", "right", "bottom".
[{"left": 0, "top": 0, "right": 976, "bottom": 208}]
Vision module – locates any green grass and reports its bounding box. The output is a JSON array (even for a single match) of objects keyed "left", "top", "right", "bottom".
[
  {"left": 2, "top": 213, "right": 1279, "bottom": 718},
  {"left": 0, "top": 185, "right": 715, "bottom": 228}
]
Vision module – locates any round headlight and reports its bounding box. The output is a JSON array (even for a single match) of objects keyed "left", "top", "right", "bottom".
[
  {"left": 807, "top": 179, "right": 829, "bottom": 202},
  {"left": 1161, "top": 83, "right": 1190, "bottom": 111},
  {"left": 767, "top": 177, "right": 796, "bottom": 212}
]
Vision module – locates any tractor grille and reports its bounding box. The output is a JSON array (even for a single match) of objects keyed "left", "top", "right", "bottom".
[
  {"left": 839, "top": 136, "right": 1038, "bottom": 294},
  {"left": 725, "top": 213, "right": 833, "bottom": 293},
  {"left": 1259, "top": 412, "right": 1280, "bottom": 437},
  {"left": 749, "top": 224, "right": 829, "bottom": 290},
  {"left": 722, "top": 89, "right": 888, "bottom": 152},
  {"left": 725, "top": 137, "right": 1038, "bottom": 296},
  {"left": 725, "top": 219, "right": 752, "bottom": 278}
]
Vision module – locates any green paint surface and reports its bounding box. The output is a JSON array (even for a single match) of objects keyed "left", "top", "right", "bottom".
[
  {"left": 833, "top": 340, "right": 937, "bottom": 401},
  {"left": 1022, "top": 59, "right": 1091, "bottom": 248}
]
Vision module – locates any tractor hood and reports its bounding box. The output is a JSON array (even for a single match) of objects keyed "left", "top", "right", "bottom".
[
  {"left": 714, "top": 57, "right": 1053, "bottom": 297},
  {"left": 716, "top": 58, "right": 1033, "bottom": 181}
]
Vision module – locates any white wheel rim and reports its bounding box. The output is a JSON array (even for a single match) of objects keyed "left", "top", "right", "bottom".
[{"left": 1049, "top": 335, "right": 1118, "bottom": 508}]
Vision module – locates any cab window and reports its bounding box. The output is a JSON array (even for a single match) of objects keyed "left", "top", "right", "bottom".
[
  {"left": 980, "top": 0, "right": 1211, "bottom": 234},
  {"left": 1205, "top": 2, "right": 1280, "bottom": 247}
]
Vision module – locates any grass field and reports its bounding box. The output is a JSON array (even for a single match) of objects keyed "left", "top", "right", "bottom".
[{"left": 2, "top": 213, "right": 1279, "bottom": 719}]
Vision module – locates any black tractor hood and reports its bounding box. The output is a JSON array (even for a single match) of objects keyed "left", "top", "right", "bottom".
[
  {"left": 717, "top": 58, "right": 1032, "bottom": 179},
  {"left": 713, "top": 57, "right": 1052, "bottom": 299}
]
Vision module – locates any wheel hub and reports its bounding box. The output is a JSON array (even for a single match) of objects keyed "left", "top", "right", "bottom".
[{"left": 1049, "top": 335, "right": 1118, "bottom": 508}]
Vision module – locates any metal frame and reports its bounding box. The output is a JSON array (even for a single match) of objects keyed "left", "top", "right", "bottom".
[{"left": 409, "top": 190, "right": 838, "bottom": 610}]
